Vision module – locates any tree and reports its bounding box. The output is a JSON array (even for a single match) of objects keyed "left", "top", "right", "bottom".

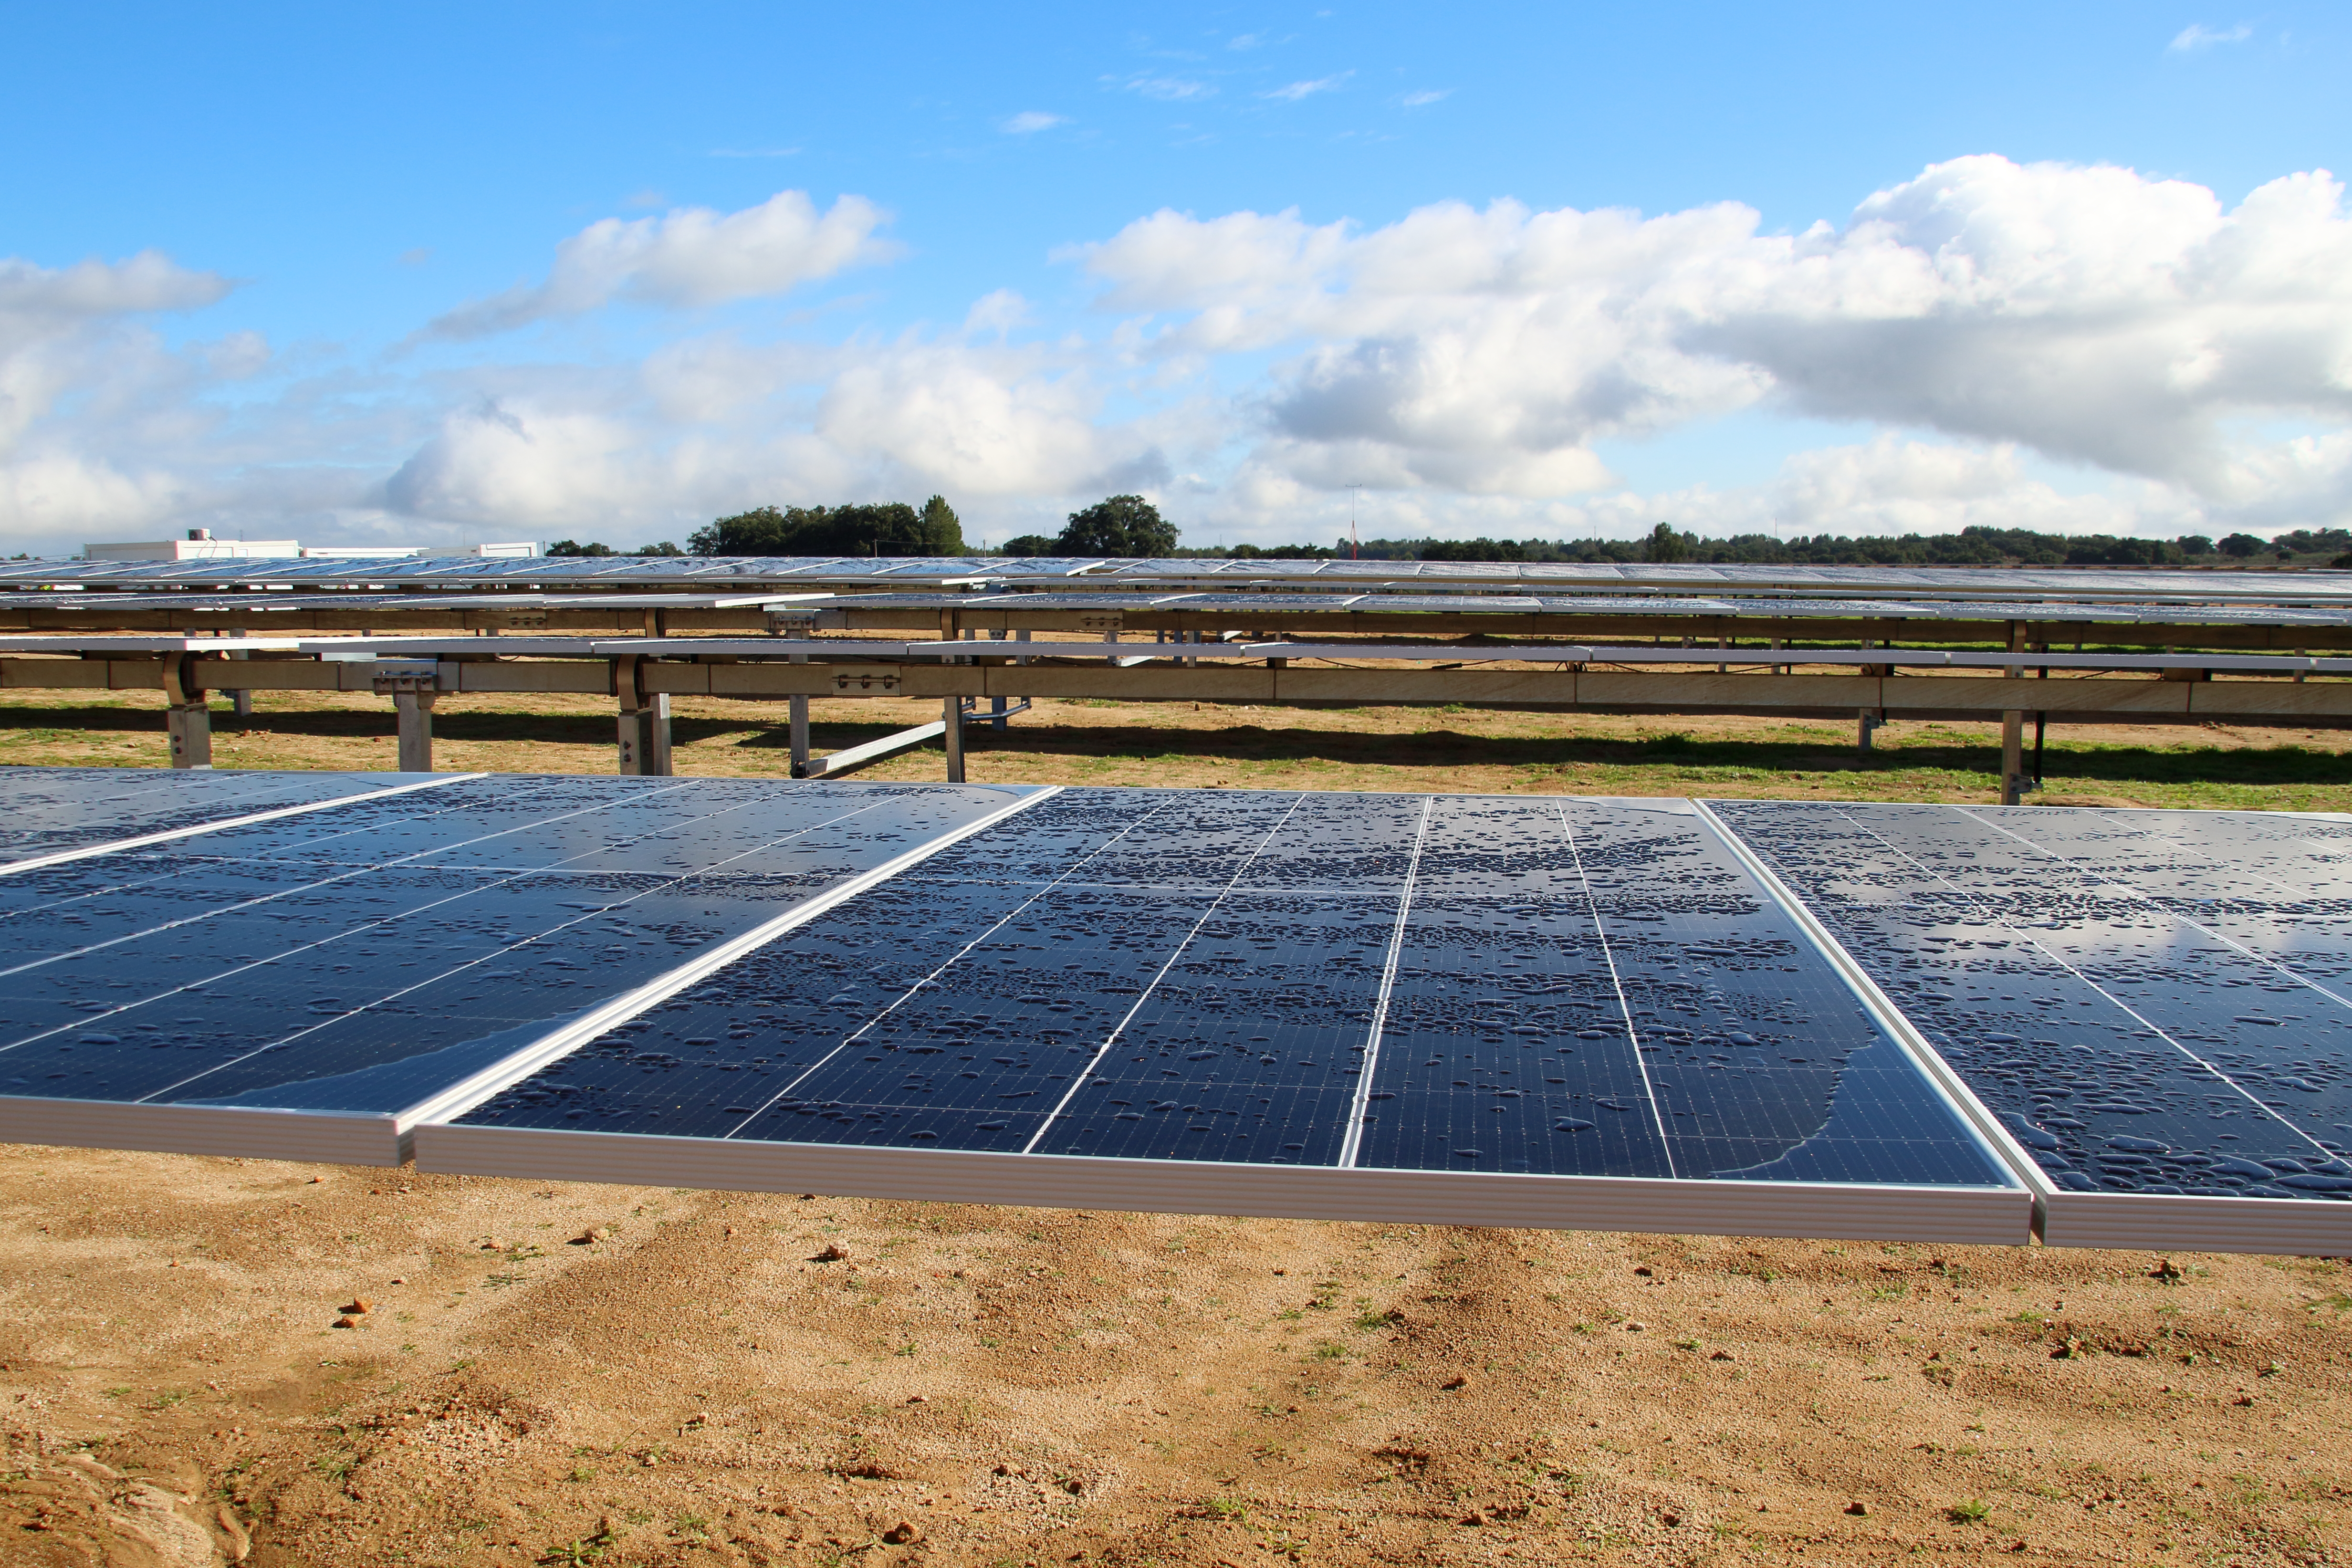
[
  {"left": 632, "top": 541, "right": 685, "bottom": 557},
  {"left": 2176, "top": 534, "right": 2213, "bottom": 557},
  {"left": 690, "top": 500, "right": 964, "bottom": 556},
  {"left": 1000, "top": 534, "right": 1056, "bottom": 556},
  {"left": 1056, "top": 495, "right": 1178, "bottom": 557},
  {"left": 2218, "top": 533, "right": 2264, "bottom": 558},
  {"left": 545, "top": 539, "right": 616, "bottom": 557},
  {"left": 918, "top": 495, "right": 967, "bottom": 554},
  {"left": 1643, "top": 522, "right": 1690, "bottom": 564}
]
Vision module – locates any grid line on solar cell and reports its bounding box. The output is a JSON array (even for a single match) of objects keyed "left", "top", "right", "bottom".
[
  {"left": 713, "top": 791, "right": 1182, "bottom": 1140},
  {"left": 1335, "top": 795, "right": 1433, "bottom": 1169},
  {"left": 1558, "top": 799, "right": 1678, "bottom": 1176},
  {"left": 1017, "top": 793, "right": 1312, "bottom": 1152}
]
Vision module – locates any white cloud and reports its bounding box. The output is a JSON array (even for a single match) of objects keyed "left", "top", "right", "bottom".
[
  {"left": 1002, "top": 111, "right": 1067, "bottom": 135},
  {"left": 2169, "top": 22, "right": 2252, "bottom": 51},
  {"left": 1400, "top": 89, "right": 1450, "bottom": 108},
  {"left": 1120, "top": 75, "right": 1214, "bottom": 101},
  {"left": 8, "top": 156, "right": 2352, "bottom": 555},
  {"left": 1078, "top": 156, "right": 2352, "bottom": 517},
  {"left": 420, "top": 190, "right": 899, "bottom": 340},
  {"left": 1261, "top": 72, "right": 1351, "bottom": 102}
]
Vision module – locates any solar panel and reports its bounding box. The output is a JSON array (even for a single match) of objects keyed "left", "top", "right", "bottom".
[
  {"left": 416, "top": 788, "right": 2025, "bottom": 1243},
  {"left": 0, "top": 776, "right": 1046, "bottom": 1164},
  {"left": 17, "top": 766, "right": 2350, "bottom": 1251},
  {"left": 0, "top": 767, "right": 447, "bottom": 869},
  {"left": 1704, "top": 800, "right": 2352, "bottom": 1254}
]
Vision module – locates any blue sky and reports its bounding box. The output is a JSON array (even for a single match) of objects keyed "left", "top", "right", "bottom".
[{"left": 2, "top": 2, "right": 2347, "bottom": 551}]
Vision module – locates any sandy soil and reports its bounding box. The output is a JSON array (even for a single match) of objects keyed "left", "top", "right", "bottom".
[
  {"left": 1, "top": 1148, "right": 2347, "bottom": 1567},
  {"left": 3, "top": 693, "right": 2352, "bottom": 1565}
]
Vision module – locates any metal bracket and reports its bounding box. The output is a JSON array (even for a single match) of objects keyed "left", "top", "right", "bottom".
[
  {"left": 831, "top": 666, "right": 902, "bottom": 695},
  {"left": 769, "top": 608, "right": 846, "bottom": 634},
  {"left": 1077, "top": 612, "right": 1124, "bottom": 633},
  {"left": 371, "top": 658, "right": 445, "bottom": 694},
  {"left": 498, "top": 613, "right": 549, "bottom": 630}
]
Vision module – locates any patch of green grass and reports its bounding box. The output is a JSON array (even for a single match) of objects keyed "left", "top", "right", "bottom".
[{"left": 1945, "top": 1498, "right": 1991, "bottom": 1525}]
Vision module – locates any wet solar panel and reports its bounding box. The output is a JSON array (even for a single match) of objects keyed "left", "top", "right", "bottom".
[
  {"left": 422, "top": 788, "right": 2023, "bottom": 1243},
  {"left": 0, "top": 775, "right": 1043, "bottom": 1163},
  {"left": 0, "top": 767, "right": 437, "bottom": 867},
  {"left": 1705, "top": 800, "right": 2352, "bottom": 1253},
  {"left": 24, "top": 767, "right": 2352, "bottom": 1251}
]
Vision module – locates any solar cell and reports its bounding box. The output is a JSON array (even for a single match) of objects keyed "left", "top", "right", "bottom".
[
  {"left": 1704, "top": 799, "right": 2352, "bottom": 1253},
  {"left": 0, "top": 776, "right": 1046, "bottom": 1163},
  {"left": 422, "top": 788, "right": 2024, "bottom": 1242}
]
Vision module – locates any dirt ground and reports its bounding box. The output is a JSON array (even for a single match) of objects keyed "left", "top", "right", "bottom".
[{"left": 3, "top": 690, "right": 2351, "bottom": 1567}]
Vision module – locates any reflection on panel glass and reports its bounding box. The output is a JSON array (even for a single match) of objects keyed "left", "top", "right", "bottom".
[
  {"left": 0, "top": 776, "right": 1029, "bottom": 1116},
  {"left": 0, "top": 767, "right": 420, "bottom": 865},
  {"left": 461, "top": 789, "right": 2014, "bottom": 1192},
  {"left": 1709, "top": 801, "right": 2352, "bottom": 1202}
]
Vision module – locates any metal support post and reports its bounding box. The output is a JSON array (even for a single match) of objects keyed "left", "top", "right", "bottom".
[
  {"left": 1857, "top": 711, "right": 1882, "bottom": 751},
  {"left": 2000, "top": 709, "right": 2025, "bottom": 805},
  {"left": 784, "top": 642, "right": 812, "bottom": 777},
  {"left": 789, "top": 696, "right": 811, "bottom": 774},
  {"left": 223, "top": 629, "right": 252, "bottom": 722},
  {"left": 989, "top": 627, "right": 1010, "bottom": 729},
  {"left": 395, "top": 690, "right": 438, "bottom": 773},
  {"left": 1999, "top": 619, "right": 2029, "bottom": 805},
  {"left": 615, "top": 656, "right": 673, "bottom": 776},
  {"left": 161, "top": 652, "right": 212, "bottom": 770},
  {"left": 942, "top": 695, "right": 966, "bottom": 783},
  {"left": 2033, "top": 713, "right": 2048, "bottom": 789}
]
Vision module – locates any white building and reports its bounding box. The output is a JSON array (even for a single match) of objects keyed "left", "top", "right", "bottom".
[{"left": 84, "top": 529, "right": 301, "bottom": 562}]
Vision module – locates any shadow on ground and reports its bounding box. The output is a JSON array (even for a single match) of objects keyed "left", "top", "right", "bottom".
[{"left": 11, "top": 702, "right": 2349, "bottom": 791}]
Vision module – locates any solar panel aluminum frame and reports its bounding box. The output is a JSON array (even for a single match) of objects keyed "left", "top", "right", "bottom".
[
  {"left": 0, "top": 783, "right": 1061, "bottom": 1171},
  {"left": 409, "top": 1124, "right": 2032, "bottom": 1244},
  {"left": 1694, "top": 798, "right": 2352, "bottom": 1257}
]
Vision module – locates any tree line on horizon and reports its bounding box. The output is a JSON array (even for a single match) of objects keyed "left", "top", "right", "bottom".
[{"left": 545, "top": 504, "right": 2350, "bottom": 567}]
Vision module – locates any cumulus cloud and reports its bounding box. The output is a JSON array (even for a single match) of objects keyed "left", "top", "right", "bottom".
[
  {"left": 1077, "top": 156, "right": 2352, "bottom": 512},
  {"left": 2170, "top": 22, "right": 2251, "bottom": 51},
  {"left": 419, "top": 189, "right": 899, "bottom": 341},
  {"left": 9, "top": 156, "right": 2352, "bottom": 554}
]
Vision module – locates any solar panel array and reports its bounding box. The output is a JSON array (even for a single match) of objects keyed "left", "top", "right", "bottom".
[
  {"left": 2, "top": 553, "right": 2348, "bottom": 605},
  {"left": 3, "top": 766, "right": 2347, "bottom": 1253}
]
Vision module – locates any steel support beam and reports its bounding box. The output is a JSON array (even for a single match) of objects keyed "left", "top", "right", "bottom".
[
  {"left": 159, "top": 652, "right": 212, "bottom": 769},
  {"left": 942, "top": 694, "right": 965, "bottom": 783},
  {"left": 395, "top": 690, "right": 437, "bottom": 772},
  {"left": 615, "top": 654, "right": 673, "bottom": 776}
]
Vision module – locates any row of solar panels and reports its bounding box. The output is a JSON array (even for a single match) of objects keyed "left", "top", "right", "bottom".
[
  {"left": 2, "top": 555, "right": 2347, "bottom": 605},
  {"left": 2, "top": 766, "right": 2346, "bottom": 1254},
  {"left": 9, "top": 588, "right": 2352, "bottom": 629}
]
